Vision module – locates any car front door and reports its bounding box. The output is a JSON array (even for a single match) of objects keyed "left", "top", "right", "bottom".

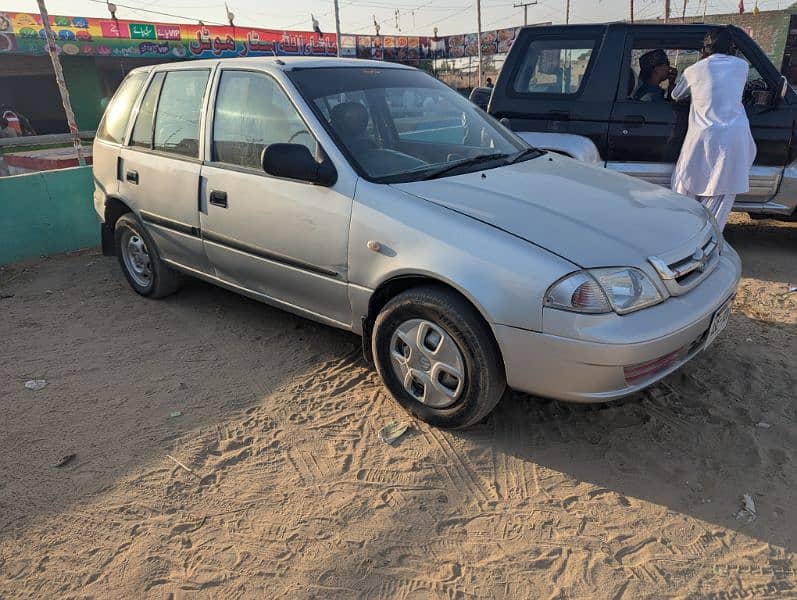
[
  {"left": 608, "top": 27, "right": 792, "bottom": 204},
  {"left": 198, "top": 69, "right": 354, "bottom": 328},
  {"left": 119, "top": 68, "right": 213, "bottom": 274},
  {"left": 607, "top": 30, "right": 705, "bottom": 187}
]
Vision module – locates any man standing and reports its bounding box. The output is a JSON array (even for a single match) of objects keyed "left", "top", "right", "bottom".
[
  {"left": 633, "top": 49, "right": 678, "bottom": 102},
  {"left": 670, "top": 27, "right": 756, "bottom": 230}
]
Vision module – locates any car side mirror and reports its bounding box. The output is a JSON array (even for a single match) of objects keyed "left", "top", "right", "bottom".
[{"left": 261, "top": 143, "right": 337, "bottom": 187}]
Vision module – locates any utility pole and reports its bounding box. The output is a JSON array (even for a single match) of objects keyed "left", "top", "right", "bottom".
[
  {"left": 37, "top": 0, "right": 85, "bottom": 166},
  {"left": 333, "top": 0, "right": 342, "bottom": 57},
  {"left": 476, "top": 0, "right": 483, "bottom": 86},
  {"left": 630, "top": 0, "right": 634, "bottom": 22},
  {"left": 566, "top": 0, "right": 571, "bottom": 24},
  {"left": 513, "top": 0, "right": 538, "bottom": 26},
  {"left": 664, "top": 0, "right": 671, "bottom": 22},
  {"left": 681, "top": 0, "right": 688, "bottom": 21}
]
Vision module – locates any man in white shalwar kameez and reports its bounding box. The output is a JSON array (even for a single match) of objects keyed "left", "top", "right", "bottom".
[{"left": 670, "top": 27, "right": 756, "bottom": 230}]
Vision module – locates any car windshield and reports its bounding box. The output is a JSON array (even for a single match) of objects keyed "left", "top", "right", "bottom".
[{"left": 288, "top": 66, "right": 533, "bottom": 183}]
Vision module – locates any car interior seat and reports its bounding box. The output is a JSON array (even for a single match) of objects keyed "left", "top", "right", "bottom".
[{"left": 329, "top": 102, "right": 377, "bottom": 154}]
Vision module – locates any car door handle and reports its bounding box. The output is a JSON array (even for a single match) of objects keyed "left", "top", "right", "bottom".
[
  {"left": 125, "top": 169, "right": 138, "bottom": 184},
  {"left": 209, "top": 190, "right": 228, "bottom": 208},
  {"left": 623, "top": 115, "right": 646, "bottom": 125}
]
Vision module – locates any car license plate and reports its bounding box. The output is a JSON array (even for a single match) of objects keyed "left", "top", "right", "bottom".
[{"left": 705, "top": 296, "right": 733, "bottom": 348}]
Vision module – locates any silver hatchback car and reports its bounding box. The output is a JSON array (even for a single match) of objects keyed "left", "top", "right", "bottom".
[{"left": 93, "top": 57, "right": 741, "bottom": 428}]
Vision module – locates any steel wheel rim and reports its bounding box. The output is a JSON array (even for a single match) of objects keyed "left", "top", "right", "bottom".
[
  {"left": 388, "top": 318, "right": 466, "bottom": 408},
  {"left": 121, "top": 229, "right": 152, "bottom": 288}
]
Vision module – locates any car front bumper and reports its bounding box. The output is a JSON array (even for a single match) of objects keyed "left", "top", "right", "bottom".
[{"left": 494, "top": 247, "right": 742, "bottom": 402}]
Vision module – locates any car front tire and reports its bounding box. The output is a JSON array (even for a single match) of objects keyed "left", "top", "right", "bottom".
[
  {"left": 373, "top": 285, "right": 506, "bottom": 429},
  {"left": 114, "top": 213, "right": 181, "bottom": 298}
]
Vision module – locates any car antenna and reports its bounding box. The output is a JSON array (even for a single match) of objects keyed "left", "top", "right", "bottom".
[{"left": 271, "top": 49, "right": 285, "bottom": 65}]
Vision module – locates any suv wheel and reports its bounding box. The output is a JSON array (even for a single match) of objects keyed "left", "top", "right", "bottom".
[
  {"left": 373, "top": 286, "right": 506, "bottom": 429},
  {"left": 115, "top": 213, "right": 181, "bottom": 298}
]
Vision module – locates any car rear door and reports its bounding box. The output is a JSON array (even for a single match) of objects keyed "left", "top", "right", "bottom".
[
  {"left": 198, "top": 68, "right": 354, "bottom": 328},
  {"left": 118, "top": 67, "right": 213, "bottom": 274},
  {"left": 490, "top": 25, "right": 620, "bottom": 159}
]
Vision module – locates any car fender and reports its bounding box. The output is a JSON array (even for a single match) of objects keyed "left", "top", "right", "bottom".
[
  {"left": 347, "top": 180, "right": 578, "bottom": 336},
  {"left": 515, "top": 131, "right": 603, "bottom": 166}
]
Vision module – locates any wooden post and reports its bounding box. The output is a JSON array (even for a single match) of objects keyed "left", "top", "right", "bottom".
[
  {"left": 36, "top": 0, "right": 85, "bottom": 166},
  {"left": 333, "top": 0, "right": 342, "bottom": 58}
]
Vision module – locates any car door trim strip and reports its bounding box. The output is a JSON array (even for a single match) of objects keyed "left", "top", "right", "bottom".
[
  {"left": 202, "top": 229, "right": 339, "bottom": 278},
  {"left": 140, "top": 210, "right": 199, "bottom": 237}
]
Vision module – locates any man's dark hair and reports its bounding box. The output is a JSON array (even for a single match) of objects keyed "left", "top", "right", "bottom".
[
  {"left": 640, "top": 65, "right": 654, "bottom": 82},
  {"left": 704, "top": 27, "right": 734, "bottom": 56},
  {"left": 0, "top": 117, "right": 8, "bottom": 128}
]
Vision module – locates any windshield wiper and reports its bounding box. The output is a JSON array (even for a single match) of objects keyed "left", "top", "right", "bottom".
[
  {"left": 421, "top": 153, "right": 509, "bottom": 180},
  {"left": 506, "top": 147, "right": 544, "bottom": 164}
]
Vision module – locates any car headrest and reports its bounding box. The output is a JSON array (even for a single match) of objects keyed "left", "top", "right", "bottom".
[{"left": 330, "top": 102, "right": 369, "bottom": 139}]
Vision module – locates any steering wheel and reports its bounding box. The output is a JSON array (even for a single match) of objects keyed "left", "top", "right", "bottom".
[{"left": 288, "top": 129, "right": 312, "bottom": 144}]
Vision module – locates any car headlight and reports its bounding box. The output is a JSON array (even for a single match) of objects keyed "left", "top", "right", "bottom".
[{"left": 544, "top": 268, "right": 664, "bottom": 315}]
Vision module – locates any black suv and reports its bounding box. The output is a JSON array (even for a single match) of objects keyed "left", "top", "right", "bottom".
[{"left": 489, "top": 23, "right": 797, "bottom": 219}]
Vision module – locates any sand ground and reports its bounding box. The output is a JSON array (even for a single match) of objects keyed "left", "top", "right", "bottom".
[{"left": 0, "top": 214, "right": 795, "bottom": 599}]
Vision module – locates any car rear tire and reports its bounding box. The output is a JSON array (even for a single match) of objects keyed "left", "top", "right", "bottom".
[
  {"left": 372, "top": 285, "right": 506, "bottom": 429},
  {"left": 115, "top": 213, "right": 181, "bottom": 298}
]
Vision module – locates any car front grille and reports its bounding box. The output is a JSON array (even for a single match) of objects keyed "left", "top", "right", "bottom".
[{"left": 648, "top": 223, "right": 720, "bottom": 296}]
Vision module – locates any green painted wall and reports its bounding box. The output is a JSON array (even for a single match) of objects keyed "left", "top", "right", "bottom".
[
  {"left": 61, "top": 56, "right": 105, "bottom": 131},
  {"left": 0, "top": 166, "right": 99, "bottom": 265}
]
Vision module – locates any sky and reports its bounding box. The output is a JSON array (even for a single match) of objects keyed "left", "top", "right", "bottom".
[{"left": 2, "top": 0, "right": 793, "bottom": 36}]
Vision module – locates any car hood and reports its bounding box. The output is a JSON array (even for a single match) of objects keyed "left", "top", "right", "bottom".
[{"left": 393, "top": 155, "right": 708, "bottom": 268}]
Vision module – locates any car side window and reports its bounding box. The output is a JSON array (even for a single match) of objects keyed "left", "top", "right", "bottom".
[
  {"left": 96, "top": 71, "right": 147, "bottom": 144},
  {"left": 130, "top": 72, "right": 164, "bottom": 148},
  {"left": 627, "top": 43, "right": 701, "bottom": 102},
  {"left": 512, "top": 39, "right": 595, "bottom": 95},
  {"left": 212, "top": 71, "right": 316, "bottom": 170},
  {"left": 153, "top": 70, "right": 210, "bottom": 158}
]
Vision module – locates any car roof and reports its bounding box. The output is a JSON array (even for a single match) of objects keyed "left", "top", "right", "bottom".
[
  {"left": 127, "top": 56, "right": 412, "bottom": 76},
  {"left": 519, "top": 22, "right": 731, "bottom": 32}
]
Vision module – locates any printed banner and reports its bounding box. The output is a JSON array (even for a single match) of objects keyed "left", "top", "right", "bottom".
[
  {"left": 0, "top": 11, "right": 523, "bottom": 61},
  {"left": 0, "top": 11, "right": 337, "bottom": 58}
]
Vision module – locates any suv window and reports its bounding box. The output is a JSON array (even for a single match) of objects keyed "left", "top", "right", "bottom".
[
  {"left": 96, "top": 71, "right": 147, "bottom": 144},
  {"left": 212, "top": 71, "right": 316, "bottom": 169},
  {"left": 626, "top": 40, "right": 703, "bottom": 101},
  {"left": 513, "top": 39, "right": 595, "bottom": 95},
  {"left": 153, "top": 70, "right": 210, "bottom": 158},
  {"left": 130, "top": 72, "right": 164, "bottom": 148}
]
